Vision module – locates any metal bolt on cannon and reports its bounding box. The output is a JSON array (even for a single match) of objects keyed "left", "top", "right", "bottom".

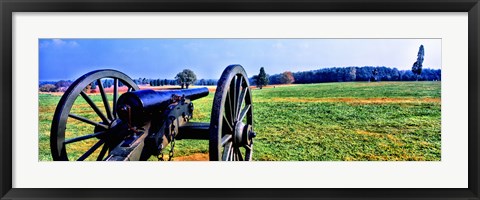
[{"left": 50, "top": 65, "right": 256, "bottom": 161}]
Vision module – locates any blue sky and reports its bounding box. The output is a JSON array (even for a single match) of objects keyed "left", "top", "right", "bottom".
[{"left": 39, "top": 38, "right": 441, "bottom": 81}]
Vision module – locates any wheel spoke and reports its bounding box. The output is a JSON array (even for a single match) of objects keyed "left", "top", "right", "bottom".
[
  {"left": 237, "top": 148, "right": 243, "bottom": 161},
  {"left": 64, "top": 131, "right": 106, "bottom": 144},
  {"left": 77, "top": 139, "right": 105, "bottom": 161},
  {"left": 245, "top": 143, "right": 253, "bottom": 161},
  {"left": 225, "top": 88, "right": 234, "bottom": 124},
  {"left": 222, "top": 114, "right": 233, "bottom": 132},
  {"left": 230, "top": 145, "right": 235, "bottom": 161},
  {"left": 80, "top": 91, "right": 109, "bottom": 124},
  {"left": 234, "top": 147, "right": 240, "bottom": 161},
  {"left": 97, "top": 79, "right": 113, "bottom": 121},
  {"left": 97, "top": 144, "right": 109, "bottom": 161},
  {"left": 235, "top": 76, "right": 242, "bottom": 117},
  {"left": 221, "top": 134, "right": 232, "bottom": 146},
  {"left": 236, "top": 87, "right": 246, "bottom": 120},
  {"left": 113, "top": 78, "right": 118, "bottom": 118},
  {"left": 68, "top": 113, "right": 108, "bottom": 129},
  {"left": 231, "top": 147, "right": 235, "bottom": 161},
  {"left": 222, "top": 142, "right": 232, "bottom": 161},
  {"left": 238, "top": 104, "right": 251, "bottom": 123},
  {"left": 229, "top": 76, "right": 237, "bottom": 118}
]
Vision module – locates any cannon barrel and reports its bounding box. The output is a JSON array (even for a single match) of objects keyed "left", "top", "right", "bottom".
[{"left": 116, "top": 87, "right": 209, "bottom": 127}]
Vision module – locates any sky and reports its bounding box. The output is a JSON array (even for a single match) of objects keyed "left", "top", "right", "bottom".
[{"left": 39, "top": 38, "right": 441, "bottom": 81}]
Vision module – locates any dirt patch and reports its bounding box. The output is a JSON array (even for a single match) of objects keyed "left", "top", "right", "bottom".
[
  {"left": 173, "top": 153, "right": 209, "bottom": 161},
  {"left": 205, "top": 87, "right": 217, "bottom": 93},
  {"left": 356, "top": 130, "right": 404, "bottom": 146},
  {"left": 386, "top": 134, "right": 399, "bottom": 142},
  {"left": 356, "top": 130, "right": 381, "bottom": 137},
  {"left": 263, "top": 97, "right": 440, "bottom": 104},
  {"left": 250, "top": 84, "right": 296, "bottom": 90}
]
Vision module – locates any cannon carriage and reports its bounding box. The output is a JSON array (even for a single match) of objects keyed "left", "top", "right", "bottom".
[{"left": 50, "top": 65, "right": 255, "bottom": 161}]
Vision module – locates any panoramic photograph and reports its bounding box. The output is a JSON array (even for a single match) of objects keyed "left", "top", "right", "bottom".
[{"left": 38, "top": 38, "right": 441, "bottom": 161}]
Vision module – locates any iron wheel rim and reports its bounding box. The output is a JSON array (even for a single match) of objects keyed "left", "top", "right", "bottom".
[
  {"left": 50, "top": 69, "right": 139, "bottom": 161},
  {"left": 209, "top": 65, "right": 254, "bottom": 161}
]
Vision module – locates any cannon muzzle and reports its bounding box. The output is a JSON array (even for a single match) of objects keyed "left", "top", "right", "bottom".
[{"left": 116, "top": 87, "right": 209, "bottom": 127}]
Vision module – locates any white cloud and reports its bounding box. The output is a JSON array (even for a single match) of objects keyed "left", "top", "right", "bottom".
[
  {"left": 52, "top": 39, "right": 66, "bottom": 46},
  {"left": 40, "top": 39, "right": 79, "bottom": 48}
]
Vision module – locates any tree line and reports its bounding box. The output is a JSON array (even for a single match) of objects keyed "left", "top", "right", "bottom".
[
  {"left": 39, "top": 70, "right": 217, "bottom": 92},
  {"left": 267, "top": 66, "right": 441, "bottom": 85},
  {"left": 252, "top": 44, "right": 440, "bottom": 87}
]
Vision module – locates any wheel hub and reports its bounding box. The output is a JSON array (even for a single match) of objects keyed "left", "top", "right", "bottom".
[{"left": 233, "top": 121, "right": 253, "bottom": 146}]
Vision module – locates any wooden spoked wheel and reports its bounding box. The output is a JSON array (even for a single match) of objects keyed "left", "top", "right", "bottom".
[
  {"left": 50, "top": 70, "right": 139, "bottom": 161},
  {"left": 209, "top": 65, "right": 255, "bottom": 161}
]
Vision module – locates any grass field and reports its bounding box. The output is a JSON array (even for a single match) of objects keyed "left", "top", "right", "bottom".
[{"left": 39, "top": 81, "right": 441, "bottom": 161}]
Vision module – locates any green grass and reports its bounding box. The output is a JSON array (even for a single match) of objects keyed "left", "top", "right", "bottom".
[
  {"left": 39, "top": 81, "right": 441, "bottom": 161},
  {"left": 254, "top": 82, "right": 440, "bottom": 99}
]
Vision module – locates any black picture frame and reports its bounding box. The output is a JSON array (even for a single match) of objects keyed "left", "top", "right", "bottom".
[{"left": 1, "top": 0, "right": 479, "bottom": 199}]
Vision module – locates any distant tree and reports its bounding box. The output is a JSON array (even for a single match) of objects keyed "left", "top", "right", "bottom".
[
  {"left": 206, "top": 79, "right": 217, "bottom": 85},
  {"left": 343, "top": 67, "right": 356, "bottom": 82},
  {"left": 434, "top": 69, "right": 441, "bottom": 81},
  {"left": 52, "top": 80, "right": 72, "bottom": 92},
  {"left": 255, "top": 67, "right": 269, "bottom": 89},
  {"left": 175, "top": 69, "right": 197, "bottom": 89},
  {"left": 412, "top": 45, "right": 425, "bottom": 81},
  {"left": 39, "top": 84, "right": 56, "bottom": 92},
  {"left": 401, "top": 70, "right": 416, "bottom": 81},
  {"left": 90, "top": 81, "right": 97, "bottom": 89},
  {"left": 279, "top": 71, "right": 295, "bottom": 84},
  {"left": 197, "top": 79, "right": 206, "bottom": 86},
  {"left": 370, "top": 68, "right": 379, "bottom": 82},
  {"left": 54, "top": 80, "right": 71, "bottom": 88},
  {"left": 103, "top": 80, "right": 112, "bottom": 88},
  {"left": 391, "top": 68, "right": 400, "bottom": 81},
  {"left": 354, "top": 67, "right": 372, "bottom": 81}
]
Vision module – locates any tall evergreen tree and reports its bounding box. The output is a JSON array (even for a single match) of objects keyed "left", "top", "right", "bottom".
[
  {"left": 255, "top": 67, "right": 269, "bottom": 89},
  {"left": 412, "top": 45, "right": 425, "bottom": 81}
]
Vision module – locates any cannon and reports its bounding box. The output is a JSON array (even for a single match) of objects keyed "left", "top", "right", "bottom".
[{"left": 50, "top": 65, "right": 255, "bottom": 161}]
